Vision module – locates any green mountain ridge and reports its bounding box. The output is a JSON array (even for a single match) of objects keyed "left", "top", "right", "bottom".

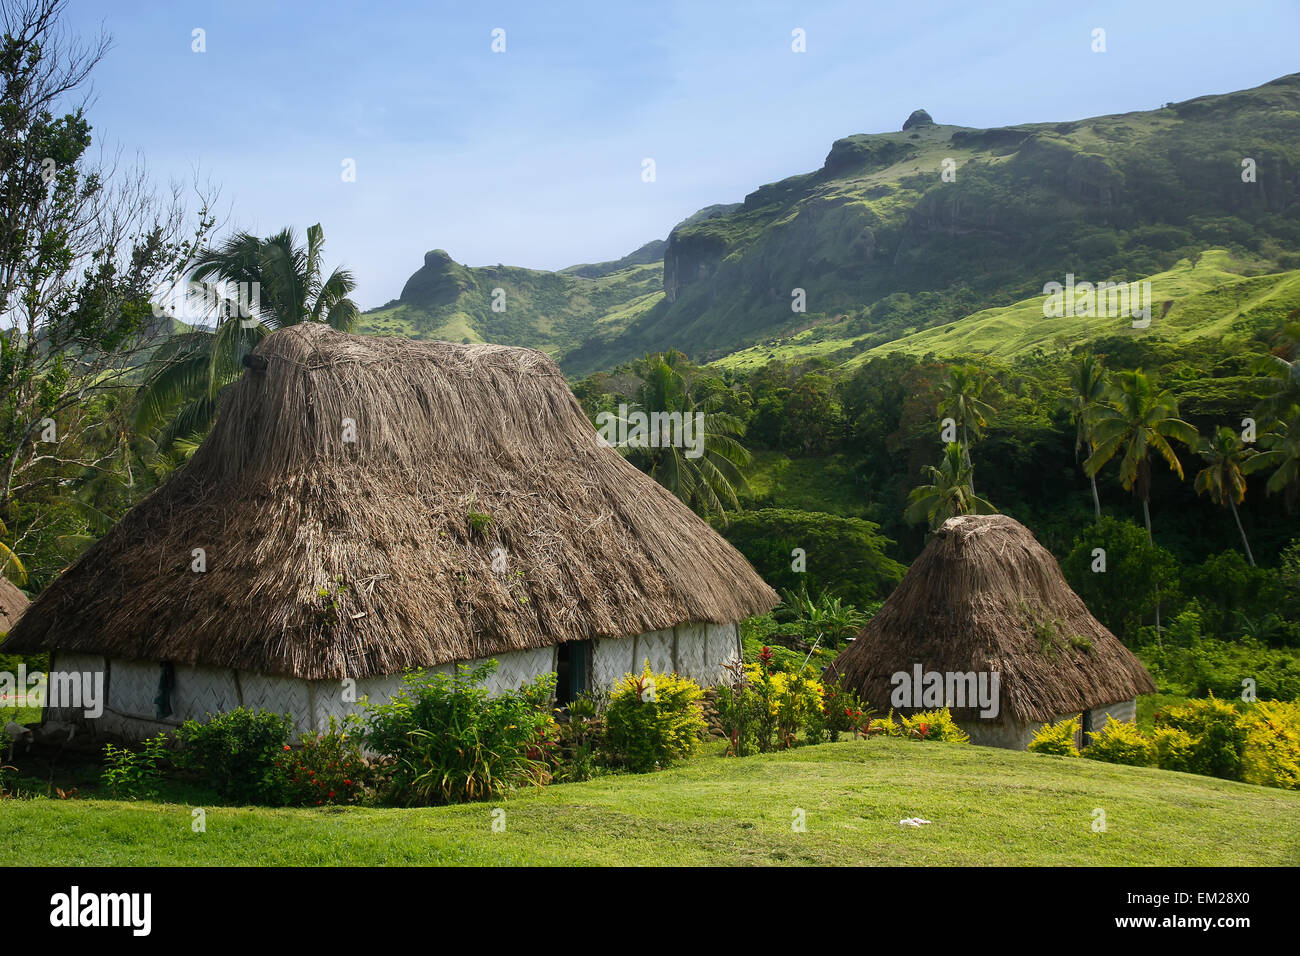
[{"left": 360, "top": 72, "right": 1300, "bottom": 373}]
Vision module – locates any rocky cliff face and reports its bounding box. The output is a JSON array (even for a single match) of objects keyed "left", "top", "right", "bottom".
[{"left": 399, "top": 249, "right": 478, "bottom": 307}]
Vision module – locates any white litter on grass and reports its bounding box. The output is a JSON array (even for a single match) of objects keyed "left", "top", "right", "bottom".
[{"left": 899, "top": 817, "right": 932, "bottom": 827}]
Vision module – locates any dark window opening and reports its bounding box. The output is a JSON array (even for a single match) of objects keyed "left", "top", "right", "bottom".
[{"left": 555, "top": 641, "right": 590, "bottom": 705}]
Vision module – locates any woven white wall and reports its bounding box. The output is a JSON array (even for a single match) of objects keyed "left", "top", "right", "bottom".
[
  {"left": 637, "top": 628, "right": 675, "bottom": 674},
  {"left": 591, "top": 636, "right": 632, "bottom": 689},
  {"left": 705, "top": 621, "right": 740, "bottom": 675},
  {"left": 471, "top": 647, "right": 557, "bottom": 694},
  {"left": 173, "top": 665, "right": 239, "bottom": 722},
  {"left": 107, "top": 659, "right": 162, "bottom": 719},
  {"left": 239, "top": 672, "right": 313, "bottom": 735},
  {"left": 674, "top": 623, "right": 708, "bottom": 678}
]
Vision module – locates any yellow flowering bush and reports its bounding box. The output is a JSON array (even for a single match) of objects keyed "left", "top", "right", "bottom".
[
  {"left": 1028, "top": 717, "right": 1080, "bottom": 756},
  {"left": 1240, "top": 700, "right": 1300, "bottom": 790},
  {"left": 604, "top": 663, "right": 705, "bottom": 772},
  {"left": 898, "top": 708, "right": 971, "bottom": 743},
  {"left": 742, "top": 660, "right": 824, "bottom": 748}
]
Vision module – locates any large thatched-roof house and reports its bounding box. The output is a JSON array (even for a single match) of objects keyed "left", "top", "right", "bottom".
[
  {"left": 2, "top": 324, "right": 776, "bottom": 740},
  {"left": 824, "top": 514, "right": 1154, "bottom": 749}
]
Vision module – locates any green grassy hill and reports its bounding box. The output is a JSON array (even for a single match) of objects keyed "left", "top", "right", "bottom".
[
  {"left": 563, "top": 72, "right": 1300, "bottom": 374},
  {"left": 710, "top": 250, "right": 1300, "bottom": 370},
  {"left": 5, "top": 738, "right": 1295, "bottom": 865},
  {"left": 357, "top": 249, "right": 661, "bottom": 354}
]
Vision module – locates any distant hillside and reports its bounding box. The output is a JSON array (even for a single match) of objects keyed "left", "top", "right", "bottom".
[
  {"left": 365, "top": 73, "right": 1300, "bottom": 373},
  {"left": 709, "top": 250, "right": 1300, "bottom": 371},
  {"left": 562, "top": 72, "right": 1300, "bottom": 374},
  {"left": 359, "top": 249, "right": 661, "bottom": 352}
]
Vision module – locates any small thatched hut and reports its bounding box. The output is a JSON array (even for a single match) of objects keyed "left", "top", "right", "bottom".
[
  {"left": 0, "top": 578, "right": 29, "bottom": 635},
  {"left": 2, "top": 324, "right": 776, "bottom": 740},
  {"left": 824, "top": 514, "right": 1154, "bottom": 749}
]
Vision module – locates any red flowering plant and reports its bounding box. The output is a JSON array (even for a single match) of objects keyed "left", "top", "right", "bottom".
[
  {"left": 273, "top": 715, "right": 372, "bottom": 807},
  {"left": 821, "top": 679, "right": 869, "bottom": 742}
]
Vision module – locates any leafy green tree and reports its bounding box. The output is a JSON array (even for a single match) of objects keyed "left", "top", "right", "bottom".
[
  {"left": 0, "top": 0, "right": 213, "bottom": 584},
  {"left": 719, "top": 508, "right": 903, "bottom": 608},
  {"left": 1066, "top": 352, "right": 1108, "bottom": 522},
  {"left": 904, "top": 442, "right": 997, "bottom": 530},
  {"left": 1061, "top": 516, "right": 1182, "bottom": 644},
  {"left": 136, "top": 224, "right": 359, "bottom": 445},
  {"left": 1194, "top": 425, "right": 1258, "bottom": 566}
]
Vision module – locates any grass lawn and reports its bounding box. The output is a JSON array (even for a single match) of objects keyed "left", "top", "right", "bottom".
[{"left": 3, "top": 738, "right": 1296, "bottom": 866}]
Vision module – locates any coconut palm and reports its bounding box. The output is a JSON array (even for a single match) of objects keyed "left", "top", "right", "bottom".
[
  {"left": 936, "top": 364, "right": 995, "bottom": 490},
  {"left": 1084, "top": 370, "right": 1198, "bottom": 639},
  {"left": 1245, "top": 416, "right": 1300, "bottom": 506},
  {"left": 0, "top": 517, "right": 27, "bottom": 586},
  {"left": 618, "top": 351, "right": 750, "bottom": 521},
  {"left": 136, "top": 224, "right": 359, "bottom": 445},
  {"left": 1066, "top": 352, "right": 1107, "bottom": 522},
  {"left": 1254, "top": 315, "right": 1300, "bottom": 423},
  {"left": 904, "top": 442, "right": 998, "bottom": 530},
  {"left": 1194, "top": 425, "right": 1257, "bottom": 566},
  {"left": 1084, "top": 370, "right": 1199, "bottom": 542}
]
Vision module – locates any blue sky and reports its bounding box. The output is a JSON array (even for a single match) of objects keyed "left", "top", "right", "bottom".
[{"left": 65, "top": 0, "right": 1300, "bottom": 308}]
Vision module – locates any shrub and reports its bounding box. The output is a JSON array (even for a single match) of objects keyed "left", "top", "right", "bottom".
[
  {"left": 365, "top": 661, "right": 556, "bottom": 805},
  {"left": 1151, "top": 726, "right": 1198, "bottom": 773},
  {"left": 604, "top": 663, "right": 705, "bottom": 772},
  {"left": 715, "top": 658, "right": 765, "bottom": 756},
  {"left": 1028, "top": 717, "right": 1080, "bottom": 756},
  {"left": 1240, "top": 700, "right": 1300, "bottom": 790},
  {"left": 274, "top": 716, "right": 371, "bottom": 806},
  {"left": 899, "top": 708, "right": 970, "bottom": 743},
  {"left": 101, "top": 733, "right": 171, "bottom": 799},
  {"left": 1156, "top": 695, "right": 1246, "bottom": 780},
  {"left": 176, "top": 708, "right": 294, "bottom": 802},
  {"left": 1083, "top": 717, "right": 1154, "bottom": 766},
  {"left": 767, "top": 668, "right": 824, "bottom": 748},
  {"left": 867, "top": 711, "right": 902, "bottom": 737},
  {"left": 820, "top": 679, "right": 864, "bottom": 743},
  {"left": 1143, "top": 639, "right": 1300, "bottom": 702},
  {"left": 554, "top": 692, "right": 604, "bottom": 784}
]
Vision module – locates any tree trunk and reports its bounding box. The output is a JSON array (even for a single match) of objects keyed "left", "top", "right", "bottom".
[
  {"left": 1230, "top": 499, "right": 1256, "bottom": 567},
  {"left": 1090, "top": 475, "right": 1101, "bottom": 523},
  {"left": 963, "top": 422, "right": 974, "bottom": 494},
  {"left": 1143, "top": 497, "right": 1162, "bottom": 649}
]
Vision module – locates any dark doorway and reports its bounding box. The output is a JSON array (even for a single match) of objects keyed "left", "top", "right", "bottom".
[{"left": 555, "top": 641, "right": 591, "bottom": 705}]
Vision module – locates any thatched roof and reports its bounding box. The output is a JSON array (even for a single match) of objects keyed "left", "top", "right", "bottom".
[
  {"left": 824, "top": 514, "right": 1154, "bottom": 723},
  {"left": 3, "top": 324, "right": 776, "bottom": 679},
  {"left": 0, "top": 578, "right": 28, "bottom": 635}
]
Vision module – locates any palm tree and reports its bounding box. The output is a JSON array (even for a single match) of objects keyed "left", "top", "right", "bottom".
[
  {"left": 1245, "top": 417, "right": 1300, "bottom": 506},
  {"left": 0, "top": 517, "right": 27, "bottom": 586},
  {"left": 904, "top": 442, "right": 998, "bottom": 530},
  {"left": 1254, "top": 315, "right": 1300, "bottom": 423},
  {"left": 1066, "top": 352, "right": 1107, "bottom": 522},
  {"left": 136, "top": 224, "right": 359, "bottom": 444},
  {"left": 1194, "top": 425, "right": 1257, "bottom": 566},
  {"left": 1084, "top": 370, "right": 1198, "bottom": 639},
  {"left": 936, "top": 364, "right": 995, "bottom": 490},
  {"left": 1084, "top": 370, "right": 1199, "bottom": 541},
  {"left": 618, "top": 351, "right": 751, "bottom": 520}
]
